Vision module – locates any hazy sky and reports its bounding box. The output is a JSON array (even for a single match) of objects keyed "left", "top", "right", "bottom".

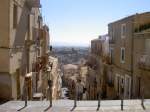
[{"left": 41, "top": 0, "right": 150, "bottom": 47}]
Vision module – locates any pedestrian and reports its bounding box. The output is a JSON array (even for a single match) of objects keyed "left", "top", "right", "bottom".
[
  {"left": 82, "top": 87, "right": 88, "bottom": 100},
  {"left": 76, "top": 79, "right": 84, "bottom": 100}
]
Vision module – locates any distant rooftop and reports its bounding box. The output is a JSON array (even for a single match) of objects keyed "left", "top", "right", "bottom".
[
  {"left": 63, "top": 64, "right": 78, "bottom": 70},
  {"left": 0, "top": 99, "right": 150, "bottom": 112}
]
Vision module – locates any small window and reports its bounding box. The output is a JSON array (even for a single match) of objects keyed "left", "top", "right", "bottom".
[
  {"left": 13, "top": 4, "right": 18, "bottom": 28},
  {"left": 28, "top": 14, "right": 31, "bottom": 37},
  {"left": 116, "top": 75, "right": 120, "bottom": 95},
  {"left": 121, "top": 48, "right": 125, "bottom": 63},
  {"left": 121, "top": 24, "right": 126, "bottom": 38},
  {"left": 109, "top": 30, "right": 112, "bottom": 38},
  {"left": 108, "top": 71, "right": 114, "bottom": 86},
  {"left": 110, "top": 48, "right": 113, "bottom": 63},
  {"left": 112, "top": 27, "right": 114, "bottom": 40}
]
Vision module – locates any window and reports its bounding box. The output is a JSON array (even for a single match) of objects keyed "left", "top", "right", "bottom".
[
  {"left": 38, "top": 15, "right": 42, "bottom": 28},
  {"left": 109, "top": 27, "right": 113, "bottom": 40},
  {"left": 108, "top": 71, "right": 114, "bottom": 86},
  {"left": 13, "top": 4, "right": 18, "bottom": 28},
  {"left": 115, "top": 74, "right": 120, "bottom": 95},
  {"left": 28, "top": 14, "right": 31, "bottom": 37},
  {"left": 121, "top": 24, "right": 126, "bottom": 38},
  {"left": 121, "top": 48, "right": 125, "bottom": 63},
  {"left": 124, "top": 75, "right": 131, "bottom": 98},
  {"left": 108, "top": 72, "right": 112, "bottom": 83},
  {"left": 109, "top": 30, "right": 112, "bottom": 39},
  {"left": 109, "top": 48, "right": 113, "bottom": 64},
  {"left": 112, "top": 27, "right": 114, "bottom": 40}
]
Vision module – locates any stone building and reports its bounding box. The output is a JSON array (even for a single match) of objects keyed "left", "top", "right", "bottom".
[
  {"left": 133, "top": 29, "right": 150, "bottom": 98},
  {"left": 35, "top": 25, "right": 51, "bottom": 98},
  {"left": 87, "top": 35, "right": 109, "bottom": 100},
  {"left": 0, "top": 0, "right": 52, "bottom": 101},
  {"left": 107, "top": 12, "right": 150, "bottom": 99},
  {"left": 48, "top": 56, "right": 62, "bottom": 100},
  {"left": 62, "top": 64, "right": 79, "bottom": 86},
  {"left": 62, "top": 64, "right": 79, "bottom": 99}
]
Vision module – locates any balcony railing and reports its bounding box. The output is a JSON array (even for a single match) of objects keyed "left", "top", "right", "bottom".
[
  {"left": 138, "top": 54, "right": 150, "bottom": 70},
  {"left": 26, "top": 0, "right": 41, "bottom": 8}
]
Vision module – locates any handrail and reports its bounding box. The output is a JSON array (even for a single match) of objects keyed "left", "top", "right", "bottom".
[
  {"left": 71, "top": 88, "right": 77, "bottom": 111},
  {"left": 48, "top": 80, "right": 53, "bottom": 107},
  {"left": 97, "top": 92, "right": 101, "bottom": 111},
  {"left": 44, "top": 80, "right": 53, "bottom": 111},
  {"left": 17, "top": 80, "right": 28, "bottom": 111},
  {"left": 121, "top": 97, "right": 123, "bottom": 111},
  {"left": 141, "top": 87, "right": 145, "bottom": 110}
]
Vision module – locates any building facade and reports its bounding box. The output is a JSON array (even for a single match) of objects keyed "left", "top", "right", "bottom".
[
  {"left": 0, "top": 0, "right": 53, "bottom": 100},
  {"left": 133, "top": 30, "right": 150, "bottom": 98},
  {"left": 62, "top": 64, "right": 79, "bottom": 99},
  {"left": 87, "top": 35, "right": 110, "bottom": 100},
  {"left": 107, "top": 12, "right": 150, "bottom": 99}
]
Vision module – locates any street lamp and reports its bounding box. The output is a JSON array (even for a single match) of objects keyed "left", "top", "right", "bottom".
[
  {"left": 44, "top": 64, "right": 53, "bottom": 112},
  {"left": 47, "top": 65, "right": 52, "bottom": 107},
  {"left": 121, "top": 78, "right": 124, "bottom": 111}
]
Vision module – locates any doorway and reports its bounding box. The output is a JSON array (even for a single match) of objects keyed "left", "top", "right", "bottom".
[{"left": 124, "top": 75, "right": 131, "bottom": 99}]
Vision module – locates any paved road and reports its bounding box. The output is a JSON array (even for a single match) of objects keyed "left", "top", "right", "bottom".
[{"left": 0, "top": 99, "right": 150, "bottom": 112}]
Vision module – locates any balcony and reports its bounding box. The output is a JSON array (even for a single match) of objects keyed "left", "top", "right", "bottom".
[
  {"left": 32, "top": 28, "right": 45, "bottom": 41},
  {"left": 26, "top": 0, "right": 41, "bottom": 8},
  {"left": 135, "top": 23, "right": 150, "bottom": 33},
  {"left": 25, "top": 40, "right": 35, "bottom": 46},
  {"left": 109, "top": 36, "right": 115, "bottom": 44},
  {"left": 103, "top": 56, "right": 112, "bottom": 65},
  {"left": 109, "top": 39, "right": 115, "bottom": 44},
  {"left": 138, "top": 54, "right": 150, "bottom": 70}
]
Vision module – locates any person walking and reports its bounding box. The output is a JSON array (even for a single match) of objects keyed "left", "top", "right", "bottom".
[
  {"left": 82, "top": 87, "right": 88, "bottom": 100},
  {"left": 76, "top": 79, "right": 84, "bottom": 100}
]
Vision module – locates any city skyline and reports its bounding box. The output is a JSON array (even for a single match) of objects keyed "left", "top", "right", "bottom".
[{"left": 41, "top": 0, "right": 150, "bottom": 46}]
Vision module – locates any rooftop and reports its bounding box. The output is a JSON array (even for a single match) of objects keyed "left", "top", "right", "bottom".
[
  {"left": 0, "top": 99, "right": 150, "bottom": 112},
  {"left": 63, "top": 64, "right": 78, "bottom": 70}
]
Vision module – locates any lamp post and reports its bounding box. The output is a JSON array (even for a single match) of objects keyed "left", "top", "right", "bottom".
[
  {"left": 47, "top": 66, "right": 52, "bottom": 107},
  {"left": 121, "top": 79, "right": 124, "bottom": 111}
]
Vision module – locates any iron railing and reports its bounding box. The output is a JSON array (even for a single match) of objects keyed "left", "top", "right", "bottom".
[
  {"left": 71, "top": 86, "right": 146, "bottom": 111},
  {"left": 17, "top": 85, "right": 146, "bottom": 111}
]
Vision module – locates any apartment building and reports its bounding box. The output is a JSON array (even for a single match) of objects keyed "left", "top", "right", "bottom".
[
  {"left": 47, "top": 56, "right": 62, "bottom": 100},
  {"left": 133, "top": 28, "right": 150, "bottom": 98},
  {"left": 87, "top": 37, "right": 102, "bottom": 100},
  {"left": 87, "top": 35, "right": 109, "bottom": 99},
  {"left": 35, "top": 25, "right": 51, "bottom": 98},
  {"left": 107, "top": 12, "right": 150, "bottom": 99},
  {"left": 0, "top": 0, "right": 51, "bottom": 100}
]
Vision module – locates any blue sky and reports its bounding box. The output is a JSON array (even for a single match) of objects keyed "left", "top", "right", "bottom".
[{"left": 41, "top": 0, "right": 150, "bottom": 47}]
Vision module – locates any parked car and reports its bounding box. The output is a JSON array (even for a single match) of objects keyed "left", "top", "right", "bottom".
[{"left": 61, "top": 87, "right": 69, "bottom": 99}]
